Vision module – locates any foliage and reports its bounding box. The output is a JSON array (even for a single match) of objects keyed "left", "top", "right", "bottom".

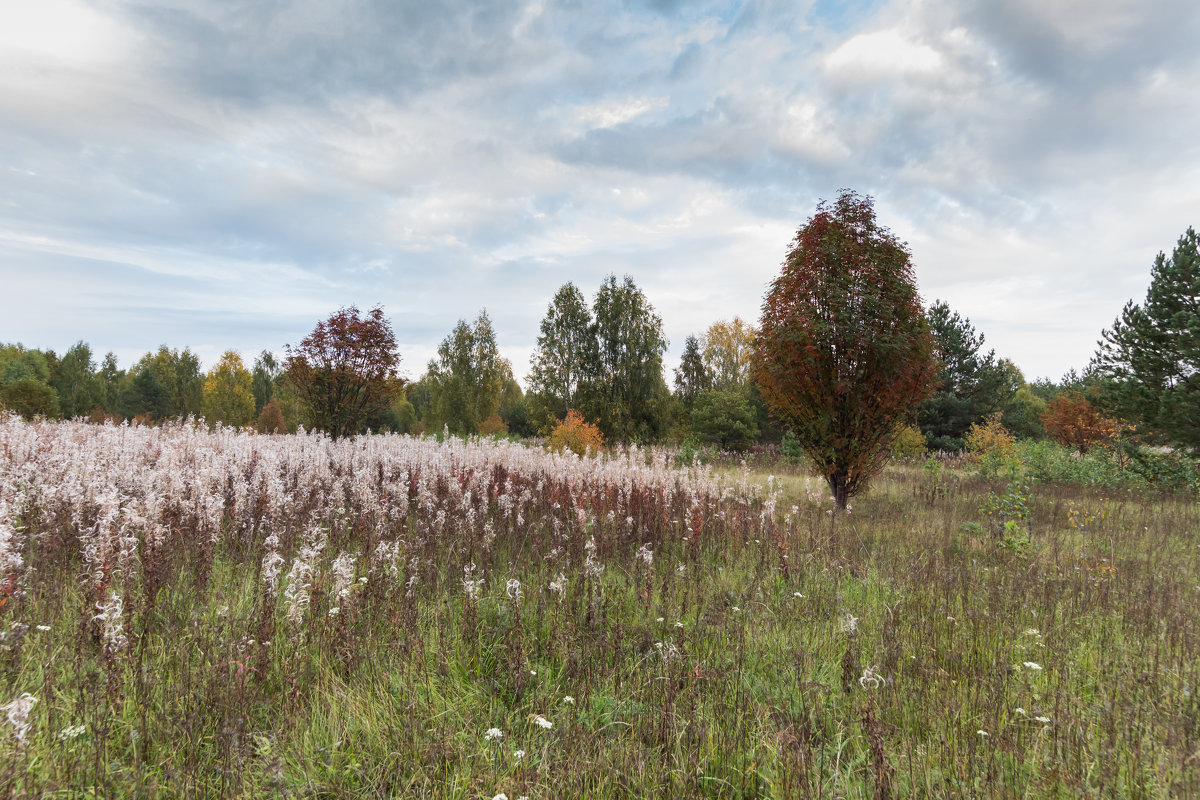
[
  {"left": 284, "top": 306, "right": 402, "bottom": 439},
  {"left": 1002, "top": 384, "right": 1047, "bottom": 440},
  {"left": 701, "top": 317, "right": 756, "bottom": 392},
  {"left": 254, "top": 397, "right": 287, "bottom": 434},
  {"left": 965, "top": 411, "right": 1016, "bottom": 467},
  {"left": 586, "top": 275, "right": 671, "bottom": 442},
  {"left": 1094, "top": 227, "right": 1200, "bottom": 452},
  {"left": 0, "top": 377, "right": 60, "bottom": 419},
  {"left": 672, "top": 334, "right": 709, "bottom": 409},
  {"left": 1041, "top": 391, "right": 1126, "bottom": 454},
  {"left": 427, "top": 310, "right": 510, "bottom": 436},
  {"left": 51, "top": 341, "right": 100, "bottom": 418},
  {"left": 527, "top": 283, "right": 595, "bottom": 430},
  {"left": 889, "top": 424, "right": 927, "bottom": 460},
  {"left": 120, "top": 367, "right": 170, "bottom": 421},
  {"left": 133, "top": 345, "right": 204, "bottom": 418},
  {"left": 546, "top": 408, "right": 604, "bottom": 456},
  {"left": 476, "top": 412, "right": 509, "bottom": 438},
  {"left": 754, "top": 190, "right": 938, "bottom": 508},
  {"left": 918, "top": 301, "right": 1017, "bottom": 450},
  {"left": 251, "top": 350, "right": 282, "bottom": 413},
  {"left": 202, "top": 351, "right": 256, "bottom": 428},
  {"left": 689, "top": 389, "right": 759, "bottom": 449}
]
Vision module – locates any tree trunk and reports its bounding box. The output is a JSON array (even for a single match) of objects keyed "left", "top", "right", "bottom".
[{"left": 827, "top": 472, "right": 850, "bottom": 510}]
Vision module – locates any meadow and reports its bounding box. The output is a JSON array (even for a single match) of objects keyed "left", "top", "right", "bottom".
[{"left": 0, "top": 416, "right": 1197, "bottom": 798}]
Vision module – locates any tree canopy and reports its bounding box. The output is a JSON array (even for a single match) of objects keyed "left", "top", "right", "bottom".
[
  {"left": 754, "top": 190, "right": 938, "bottom": 508},
  {"left": 284, "top": 306, "right": 402, "bottom": 439},
  {"left": 1093, "top": 227, "right": 1200, "bottom": 452}
]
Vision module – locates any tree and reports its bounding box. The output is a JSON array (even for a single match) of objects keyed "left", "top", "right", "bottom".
[
  {"left": 284, "top": 306, "right": 403, "bottom": 439},
  {"left": 427, "top": 310, "right": 509, "bottom": 436},
  {"left": 547, "top": 409, "right": 604, "bottom": 457},
  {"left": 690, "top": 389, "right": 759, "bottom": 449},
  {"left": 51, "top": 341, "right": 100, "bottom": 419},
  {"left": 202, "top": 351, "right": 256, "bottom": 428},
  {"left": 1042, "top": 392, "right": 1124, "bottom": 454},
  {"left": 527, "top": 283, "right": 595, "bottom": 432},
  {"left": 673, "top": 334, "right": 710, "bottom": 408},
  {"left": 255, "top": 397, "right": 287, "bottom": 434},
  {"left": 134, "top": 346, "right": 204, "bottom": 418},
  {"left": 0, "top": 378, "right": 60, "bottom": 419},
  {"left": 754, "top": 190, "right": 938, "bottom": 508},
  {"left": 251, "top": 351, "right": 282, "bottom": 413},
  {"left": 587, "top": 275, "right": 671, "bottom": 441},
  {"left": 702, "top": 317, "right": 756, "bottom": 392},
  {"left": 917, "top": 301, "right": 1014, "bottom": 450},
  {"left": 121, "top": 368, "right": 170, "bottom": 421},
  {"left": 1093, "top": 227, "right": 1200, "bottom": 452}
]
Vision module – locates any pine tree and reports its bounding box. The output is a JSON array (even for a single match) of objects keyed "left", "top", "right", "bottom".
[
  {"left": 1094, "top": 227, "right": 1200, "bottom": 451},
  {"left": 673, "top": 335, "right": 710, "bottom": 408}
]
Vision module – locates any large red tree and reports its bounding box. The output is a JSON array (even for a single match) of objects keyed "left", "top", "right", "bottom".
[
  {"left": 754, "top": 190, "right": 938, "bottom": 508},
  {"left": 284, "top": 306, "right": 402, "bottom": 439}
]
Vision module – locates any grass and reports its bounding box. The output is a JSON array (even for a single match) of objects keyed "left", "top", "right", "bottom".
[{"left": 1, "top": 422, "right": 1198, "bottom": 798}]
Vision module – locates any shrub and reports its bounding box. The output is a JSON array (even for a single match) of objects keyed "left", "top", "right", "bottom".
[
  {"left": 1042, "top": 392, "right": 1125, "bottom": 454},
  {"left": 255, "top": 397, "right": 287, "bottom": 434},
  {"left": 547, "top": 409, "right": 604, "bottom": 457},
  {"left": 965, "top": 412, "right": 1016, "bottom": 475},
  {"left": 477, "top": 413, "right": 509, "bottom": 438},
  {"left": 890, "top": 424, "right": 927, "bottom": 460}
]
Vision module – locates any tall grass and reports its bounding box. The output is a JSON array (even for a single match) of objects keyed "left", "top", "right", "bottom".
[{"left": 1, "top": 417, "right": 1197, "bottom": 798}]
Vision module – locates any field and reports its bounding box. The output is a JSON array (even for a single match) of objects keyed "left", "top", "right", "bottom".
[{"left": 1, "top": 417, "right": 1198, "bottom": 798}]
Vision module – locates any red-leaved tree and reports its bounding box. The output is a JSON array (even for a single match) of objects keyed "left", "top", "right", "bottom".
[
  {"left": 1042, "top": 392, "right": 1125, "bottom": 454},
  {"left": 284, "top": 306, "right": 402, "bottom": 439},
  {"left": 754, "top": 190, "right": 939, "bottom": 508}
]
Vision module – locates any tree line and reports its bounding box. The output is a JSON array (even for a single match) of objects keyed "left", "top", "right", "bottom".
[{"left": 3, "top": 204, "right": 1196, "bottom": 475}]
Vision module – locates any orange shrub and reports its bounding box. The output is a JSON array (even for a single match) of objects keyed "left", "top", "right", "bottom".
[
  {"left": 477, "top": 413, "right": 509, "bottom": 437},
  {"left": 1042, "top": 392, "right": 1125, "bottom": 454},
  {"left": 964, "top": 412, "right": 1015, "bottom": 460},
  {"left": 547, "top": 409, "right": 604, "bottom": 457}
]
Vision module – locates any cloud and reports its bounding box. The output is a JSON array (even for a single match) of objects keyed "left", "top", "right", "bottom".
[{"left": 1, "top": 0, "right": 1198, "bottom": 385}]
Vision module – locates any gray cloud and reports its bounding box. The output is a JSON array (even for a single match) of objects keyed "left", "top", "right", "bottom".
[{"left": 1, "top": 0, "right": 1198, "bottom": 383}]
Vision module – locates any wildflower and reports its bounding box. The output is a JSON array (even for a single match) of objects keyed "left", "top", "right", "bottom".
[
  {"left": 3, "top": 693, "right": 36, "bottom": 743},
  {"left": 514, "top": 749, "right": 526, "bottom": 760},
  {"left": 533, "top": 715, "right": 553, "bottom": 729},
  {"left": 635, "top": 543, "right": 653, "bottom": 568},
  {"left": 562, "top": 696, "right": 575, "bottom": 705},
  {"left": 463, "top": 563, "right": 485, "bottom": 600},
  {"left": 35, "top": 625, "right": 50, "bottom": 632},
  {"left": 92, "top": 593, "right": 128, "bottom": 652},
  {"left": 1015, "top": 707, "right": 1027, "bottom": 716},
  {"left": 1035, "top": 716, "right": 1050, "bottom": 723},
  {"left": 731, "top": 606, "right": 741, "bottom": 613},
  {"left": 484, "top": 727, "right": 503, "bottom": 741},
  {"left": 493, "top": 794, "right": 509, "bottom": 800},
  {"left": 548, "top": 572, "right": 567, "bottom": 600},
  {"left": 506, "top": 578, "right": 522, "bottom": 602},
  {"left": 656, "top": 617, "right": 665, "bottom": 623},
  {"left": 977, "top": 729, "right": 988, "bottom": 737},
  {"left": 1023, "top": 662, "right": 1043, "bottom": 670},
  {"left": 793, "top": 592, "right": 804, "bottom": 598},
  {"left": 839, "top": 614, "right": 859, "bottom": 635},
  {"left": 674, "top": 621, "right": 684, "bottom": 628},
  {"left": 859, "top": 666, "right": 884, "bottom": 690}
]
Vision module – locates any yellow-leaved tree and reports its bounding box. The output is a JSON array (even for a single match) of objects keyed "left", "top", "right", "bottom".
[{"left": 202, "top": 351, "right": 255, "bottom": 428}]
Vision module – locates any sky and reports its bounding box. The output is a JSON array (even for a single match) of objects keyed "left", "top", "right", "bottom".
[{"left": 2, "top": 0, "right": 1198, "bottom": 385}]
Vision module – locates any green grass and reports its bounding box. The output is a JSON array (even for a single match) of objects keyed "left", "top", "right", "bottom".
[{"left": 3, "top": 453, "right": 1199, "bottom": 798}]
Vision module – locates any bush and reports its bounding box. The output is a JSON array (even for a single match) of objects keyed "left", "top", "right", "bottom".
[
  {"left": 547, "top": 409, "right": 604, "bottom": 457},
  {"left": 255, "top": 397, "right": 287, "bottom": 434},
  {"left": 477, "top": 413, "right": 509, "bottom": 438},
  {"left": 1042, "top": 392, "right": 1125, "bottom": 454},
  {"left": 965, "top": 412, "right": 1016, "bottom": 476},
  {"left": 890, "top": 424, "right": 927, "bottom": 460}
]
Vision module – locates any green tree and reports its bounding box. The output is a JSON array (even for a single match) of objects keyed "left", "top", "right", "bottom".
[
  {"left": 0, "top": 344, "right": 51, "bottom": 384},
  {"left": 251, "top": 351, "right": 282, "bottom": 413},
  {"left": 586, "top": 275, "right": 671, "bottom": 442},
  {"left": 690, "top": 389, "right": 759, "bottom": 449},
  {"left": 134, "top": 346, "right": 204, "bottom": 419},
  {"left": 917, "top": 301, "right": 1014, "bottom": 450},
  {"left": 284, "top": 306, "right": 403, "bottom": 439},
  {"left": 121, "top": 368, "right": 171, "bottom": 421},
  {"left": 96, "top": 353, "right": 126, "bottom": 414},
  {"left": 673, "top": 334, "right": 710, "bottom": 409},
  {"left": 0, "top": 378, "right": 60, "bottom": 419},
  {"left": 51, "top": 341, "right": 100, "bottom": 418},
  {"left": 1093, "top": 227, "right": 1200, "bottom": 452},
  {"left": 202, "top": 351, "right": 256, "bottom": 428},
  {"left": 427, "top": 310, "right": 509, "bottom": 436},
  {"left": 754, "top": 190, "right": 938, "bottom": 508},
  {"left": 527, "top": 283, "right": 595, "bottom": 432}
]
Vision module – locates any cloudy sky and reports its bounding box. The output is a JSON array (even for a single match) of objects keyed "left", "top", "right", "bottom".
[{"left": 2, "top": 0, "right": 1198, "bottom": 384}]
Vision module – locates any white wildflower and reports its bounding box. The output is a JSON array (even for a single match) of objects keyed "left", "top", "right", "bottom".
[
  {"left": 58, "top": 723, "right": 86, "bottom": 741},
  {"left": 839, "top": 614, "right": 859, "bottom": 635},
  {"left": 548, "top": 572, "right": 567, "bottom": 600},
  {"left": 1015, "top": 707, "right": 1027, "bottom": 716},
  {"left": 859, "top": 665, "right": 884, "bottom": 690},
  {"left": 977, "top": 729, "right": 988, "bottom": 737},
  {"left": 562, "top": 696, "right": 575, "bottom": 705},
  {"left": 35, "top": 625, "right": 50, "bottom": 632},
  {"left": 533, "top": 715, "right": 553, "bottom": 730},
  {"left": 635, "top": 543, "right": 653, "bottom": 568},
  {"left": 1023, "top": 661, "right": 1043, "bottom": 670},
  {"left": 1035, "top": 716, "right": 1051, "bottom": 723},
  {"left": 513, "top": 749, "right": 526, "bottom": 760},
  {"left": 2, "top": 693, "right": 36, "bottom": 743},
  {"left": 463, "top": 563, "right": 485, "bottom": 600},
  {"left": 493, "top": 794, "right": 508, "bottom": 800},
  {"left": 484, "top": 727, "right": 503, "bottom": 741},
  {"left": 261, "top": 551, "right": 285, "bottom": 598},
  {"left": 506, "top": 578, "right": 522, "bottom": 602}
]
